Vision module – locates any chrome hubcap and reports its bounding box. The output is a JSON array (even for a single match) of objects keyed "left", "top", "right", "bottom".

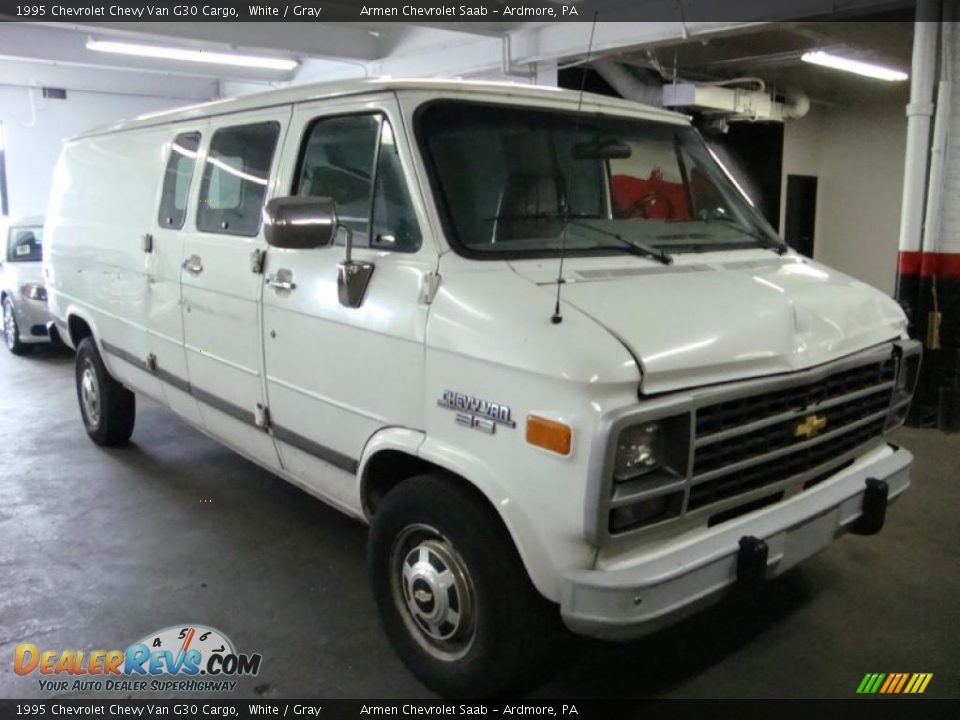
[
  {"left": 3, "top": 302, "right": 15, "bottom": 349},
  {"left": 391, "top": 524, "right": 476, "bottom": 661},
  {"left": 80, "top": 360, "right": 101, "bottom": 427}
]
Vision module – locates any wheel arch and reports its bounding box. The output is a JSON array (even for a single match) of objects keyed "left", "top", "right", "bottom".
[
  {"left": 359, "top": 429, "right": 560, "bottom": 601},
  {"left": 66, "top": 309, "right": 96, "bottom": 350}
]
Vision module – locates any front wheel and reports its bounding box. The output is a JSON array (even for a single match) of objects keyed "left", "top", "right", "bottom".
[
  {"left": 75, "top": 337, "right": 136, "bottom": 446},
  {"left": 3, "top": 297, "right": 32, "bottom": 355},
  {"left": 369, "top": 474, "right": 561, "bottom": 697}
]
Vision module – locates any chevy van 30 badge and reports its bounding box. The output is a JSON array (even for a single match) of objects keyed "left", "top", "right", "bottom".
[{"left": 438, "top": 390, "right": 515, "bottom": 434}]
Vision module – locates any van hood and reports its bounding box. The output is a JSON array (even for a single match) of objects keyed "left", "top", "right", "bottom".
[{"left": 510, "top": 253, "right": 906, "bottom": 395}]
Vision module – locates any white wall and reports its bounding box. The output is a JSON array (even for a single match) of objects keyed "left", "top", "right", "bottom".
[
  {"left": 780, "top": 92, "right": 907, "bottom": 296},
  {"left": 0, "top": 86, "right": 189, "bottom": 218}
]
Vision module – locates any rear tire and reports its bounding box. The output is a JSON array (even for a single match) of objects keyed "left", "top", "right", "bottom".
[
  {"left": 75, "top": 337, "right": 135, "bottom": 446},
  {"left": 3, "top": 297, "right": 32, "bottom": 356},
  {"left": 369, "top": 474, "right": 561, "bottom": 698}
]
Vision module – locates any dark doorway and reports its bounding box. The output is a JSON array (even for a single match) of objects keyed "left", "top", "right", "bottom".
[
  {"left": 784, "top": 174, "right": 818, "bottom": 257},
  {"left": 708, "top": 122, "right": 784, "bottom": 230}
]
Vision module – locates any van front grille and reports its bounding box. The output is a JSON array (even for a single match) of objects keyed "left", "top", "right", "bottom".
[
  {"left": 689, "top": 356, "right": 896, "bottom": 513},
  {"left": 696, "top": 358, "right": 896, "bottom": 437},
  {"left": 689, "top": 418, "right": 886, "bottom": 511}
]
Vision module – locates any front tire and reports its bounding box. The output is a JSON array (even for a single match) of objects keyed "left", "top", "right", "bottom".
[
  {"left": 3, "top": 297, "right": 32, "bottom": 356},
  {"left": 75, "top": 337, "right": 135, "bottom": 446},
  {"left": 369, "top": 474, "right": 560, "bottom": 697}
]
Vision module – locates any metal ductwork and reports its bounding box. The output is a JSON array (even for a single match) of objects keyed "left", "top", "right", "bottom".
[
  {"left": 594, "top": 57, "right": 809, "bottom": 125},
  {"left": 592, "top": 57, "right": 663, "bottom": 107},
  {"left": 782, "top": 87, "right": 811, "bottom": 119}
]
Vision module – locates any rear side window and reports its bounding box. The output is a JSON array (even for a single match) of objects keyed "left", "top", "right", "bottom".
[
  {"left": 7, "top": 226, "right": 43, "bottom": 262},
  {"left": 157, "top": 132, "right": 201, "bottom": 229},
  {"left": 197, "top": 122, "right": 279, "bottom": 237}
]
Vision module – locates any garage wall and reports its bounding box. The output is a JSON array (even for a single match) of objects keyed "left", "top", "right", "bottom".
[
  {"left": 780, "top": 94, "right": 907, "bottom": 295},
  {"left": 0, "top": 85, "right": 186, "bottom": 219}
]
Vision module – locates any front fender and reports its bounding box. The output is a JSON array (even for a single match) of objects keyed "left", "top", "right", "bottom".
[
  {"left": 358, "top": 426, "right": 579, "bottom": 602},
  {"left": 416, "top": 436, "right": 586, "bottom": 602}
]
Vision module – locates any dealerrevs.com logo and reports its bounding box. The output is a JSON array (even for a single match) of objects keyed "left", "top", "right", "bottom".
[{"left": 15, "top": 624, "right": 262, "bottom": 693}]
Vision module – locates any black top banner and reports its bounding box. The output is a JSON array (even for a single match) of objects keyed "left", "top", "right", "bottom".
[{"left": 0, "top": 0, "right": 928, "bottom": 23}]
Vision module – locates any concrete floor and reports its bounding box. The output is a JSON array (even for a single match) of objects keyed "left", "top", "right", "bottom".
[{"left": 1, "top": 344, "right": 957, "bottom": 700}]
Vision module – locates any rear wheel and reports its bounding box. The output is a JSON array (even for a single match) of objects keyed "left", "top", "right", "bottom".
[
  {"left": 369, "top": 474, "right": 561, "bottom": 697},
  {"left": 75, "top": 337, "right": 135, "bottom": 446},
  {"left": 3, "top": 297, "right": 32, "bottom": 356}
]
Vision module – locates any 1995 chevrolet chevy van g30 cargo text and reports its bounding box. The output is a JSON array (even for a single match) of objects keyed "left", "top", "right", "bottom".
[{"left": 44, "top": 79, "right": 920, "bottom": 696}]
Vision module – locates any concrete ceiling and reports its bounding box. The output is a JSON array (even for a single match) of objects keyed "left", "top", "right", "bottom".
[
  {"left": 0, "top": 0, "right": 917, "bottom": 102},
  {"left": 614, "top": 18, "right": 914, "bottom": 104}
]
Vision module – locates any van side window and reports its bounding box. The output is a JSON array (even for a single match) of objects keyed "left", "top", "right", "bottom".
[
  {"left": 157, "top": 132, "right": 201, "bottom": 229},
  {"left": 371, "top": 120, "right": 422, "bottom": 252},
  {"left": 197, "top": 122, "right": 280, "bottom": 237},
  {"left": 296, "top": 114, "right": 421, "bottom": 252}
]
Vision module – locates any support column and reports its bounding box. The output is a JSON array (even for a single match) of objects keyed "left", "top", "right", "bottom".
[
  {"left": 894, "top": 10, "right": 938, "bottom": 341},
  {"left": 919, "top": 11, "right": 960, "bottom": 429}
]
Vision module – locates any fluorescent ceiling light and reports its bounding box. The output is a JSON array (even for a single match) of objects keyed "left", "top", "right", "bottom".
[
  {"left": 87, "top": 39, "right": 298, "bottom": 72},
  {"left": 801, "top": 50, "right": 907, "bottom": 82}
]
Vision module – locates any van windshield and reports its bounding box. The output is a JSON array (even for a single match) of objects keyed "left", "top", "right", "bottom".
[
  {"left": 7, "top": 226, "right": 43, "bottom": 263},
  {"left": 416, "top": 101, "right": 783, "bottom": 259}
]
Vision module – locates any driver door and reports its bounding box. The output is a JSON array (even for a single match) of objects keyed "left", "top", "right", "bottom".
[{"left": 261, "top": 95, "right": 436, "bottom": 509}]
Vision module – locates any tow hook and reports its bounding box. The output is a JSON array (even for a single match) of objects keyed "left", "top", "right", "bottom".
[
  {"left": 850, "top": 477, "right": 889, "bottom": 536},
  {"left": 736, "top": 535, "right": 768, "bottom": 588}
]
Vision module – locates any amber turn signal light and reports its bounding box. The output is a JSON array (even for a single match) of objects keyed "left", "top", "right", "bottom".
[{"left": 526, "top": 415, "right": 572, "bottom": 455}]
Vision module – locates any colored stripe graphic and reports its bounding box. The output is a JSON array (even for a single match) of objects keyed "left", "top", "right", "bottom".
[
  {"left": 897, "top": 250, "right": 960, "bottom": 278},
  {"left": 858, "top": 673, "right": 933, "bottom": 694},
  {"left": 893, "top": 673, "right": 909, "bottom": 693}
]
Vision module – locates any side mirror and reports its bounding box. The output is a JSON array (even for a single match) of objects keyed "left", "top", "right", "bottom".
[{"left": 263, "top": 196, "right": 338, "bottom": 250}]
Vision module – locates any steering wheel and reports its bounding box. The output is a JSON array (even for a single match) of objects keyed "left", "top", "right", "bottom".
[{"left": 625, "top": 192, "right": 672, "bottom": 220}]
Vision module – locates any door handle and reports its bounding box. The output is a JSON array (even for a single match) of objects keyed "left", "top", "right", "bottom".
[
  {"left": 182, "top": 255, "right": 203, "bottom": 275},
  {"left": 265, "top": 269, "right": 296, "bottom": 291}
]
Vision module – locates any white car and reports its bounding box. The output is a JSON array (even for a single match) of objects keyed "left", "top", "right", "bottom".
[
  {"left": 43, "top": 79, "right": 920, "bottom": 696},
  {"left": 2, "top": 216, "right": 54, "bottom": 355}
]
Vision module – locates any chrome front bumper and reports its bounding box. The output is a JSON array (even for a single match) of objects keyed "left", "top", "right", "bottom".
[{"left": 561, "top": 443, "right": 912, "bottom": 640}]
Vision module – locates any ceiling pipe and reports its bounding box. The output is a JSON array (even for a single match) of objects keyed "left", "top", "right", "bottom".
[
  {"left": 781, "top": 87, "right": 810, "bottom": 119},
  {"left": 501, "top": 33, "right": 536, "bottom": 80},
  {"left": 592, "top": 56, "right": 662, "bottom": 106}
]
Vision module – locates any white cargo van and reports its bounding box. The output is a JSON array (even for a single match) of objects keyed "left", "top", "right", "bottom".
[{"left": 45, "top": 79, "right": 920, "bottom": 696}]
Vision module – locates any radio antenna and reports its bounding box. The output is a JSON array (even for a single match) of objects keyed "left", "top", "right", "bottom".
[{"left": 552, "top": 12, "right": 599, "bottom": 325}]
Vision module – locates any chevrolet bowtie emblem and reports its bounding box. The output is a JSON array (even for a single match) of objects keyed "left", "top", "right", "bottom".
[{"left": 795, "top": 414, "right": 828, "bottom": 439}]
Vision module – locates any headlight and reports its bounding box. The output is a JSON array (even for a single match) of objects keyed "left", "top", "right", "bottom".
[
  {"left": 20, "top": 283, "right": 47, "bottom": 302},
  {"left": 614, "top": 423, "right": 665, "bottom": 482}
]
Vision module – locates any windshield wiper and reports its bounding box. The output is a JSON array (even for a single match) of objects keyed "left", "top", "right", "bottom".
[
  {"left": 704, "top": 215, "right": 789, "bottom": 255},
  {"left": 566, "top": 219, "right": 672, "bottom": 265},
  {"left": 484, "top": 212, "right": 672, "bottom": 265}
]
